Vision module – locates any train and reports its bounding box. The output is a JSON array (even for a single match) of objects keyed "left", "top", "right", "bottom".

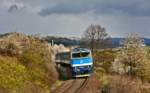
[
  {"left": 55, "top": 48, "right": 93, "bottom": 78},
  {"left": 70, "top": 48, "right": 93, "bottom": 77}
]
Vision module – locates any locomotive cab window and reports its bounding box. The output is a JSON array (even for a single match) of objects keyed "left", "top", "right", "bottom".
[
  {"left": 72, "top": 53, "right": 81, "bottom": 58},
  {"left": 72, "top": 52, "right": 90, "bottom": 58},
  {"left": 81, "top": 52, "right": 90, "bottom": 57}
]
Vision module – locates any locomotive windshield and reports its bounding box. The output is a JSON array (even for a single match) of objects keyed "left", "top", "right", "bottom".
[{"left": 72, "top": 52, "right": 90, "bottom": 58}]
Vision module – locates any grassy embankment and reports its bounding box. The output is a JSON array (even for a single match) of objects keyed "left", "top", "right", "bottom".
[{"left": 0, "top": 33, "right": 58, "bottom": 93}]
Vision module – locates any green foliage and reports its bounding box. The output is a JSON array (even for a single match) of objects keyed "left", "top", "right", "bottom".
[
  {"left": 0, "top": 34, "right": 57, "bottom": 93},
  {"left": 0, "top": 32, "right": 59, "bottom": 93},
  {"left": 95, "top": 67, "right": 109, "bottom": 87},
  {"left": 93, "top": 50, "right": 116, "bottom": 73},
  {"left": 0, "top": 57, "right": 27, "bottom": 92},
  {"left": 19, "top": 48, "right": 44, "bottom": 67},
  {"left": 136, "top": 60, "right": 150, "bottom": 81},
  {"left": 135, "top": 49, "right": 150, "bottom": 81},
  {"left": 18, "top": 43, "right": 56, "bottom": 93},
  {"left": 93, "top": 50, "right": 115, "bottom": 89}
]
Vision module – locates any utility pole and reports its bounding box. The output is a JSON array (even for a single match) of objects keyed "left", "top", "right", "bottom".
[{"left": 51, "top": 40, "right": 54, "bottom": 47}]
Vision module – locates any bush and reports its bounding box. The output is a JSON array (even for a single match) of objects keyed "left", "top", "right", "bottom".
[
  {"left": 19, "top": 48, "right": 44, "bottom": 67},
  {"left": 0, "top": 57, "right": 27, "bottom": 93},
  {"left": 19, "top": 43, "right": 57, "bottom": 92},
  {"left": 95, "top": 67, "right": 109, "bottom": 88},
  {"left": 93, "top": 50, "right": 116, "bottom": 73},
  {"left": 136, "top": 58, "right": 150, "bottom": 82}
]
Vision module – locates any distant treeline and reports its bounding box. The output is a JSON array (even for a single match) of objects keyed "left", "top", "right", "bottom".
[
  {"left": 112, "top": 38, "right": 150, "bottom": 47},
  {"left": 43, "top": 36, "right": 80, "bottom": 46},
  {"left": 43, "top": 36, "right": 150, "bottom": 47},
  {"left": 0, "top": 33, "right": 12, "bottom": 38},
  {"left": 1, "top": 33, "right": 150, "bottom": 47}
]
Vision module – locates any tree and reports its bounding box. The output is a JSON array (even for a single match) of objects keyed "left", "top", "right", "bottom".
[
  {"left": 118, "top": 33, "right": 146, "bottom": 76},
  {"left": 81, "top": 24, "right": 112, "bottom": 52}
]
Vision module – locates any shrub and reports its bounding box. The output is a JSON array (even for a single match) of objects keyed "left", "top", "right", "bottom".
[
  {"left": 103, "top": 75, "right": 143, "bottom": 93},
  {"left": 93, "top": 50, "right": 116, "bottom": 73},
  {"left": 0, "top": 57, "right": 27, "bottom": 92},
  {"left": 19, "top": 43, "right": 57, "bottom": 92}
]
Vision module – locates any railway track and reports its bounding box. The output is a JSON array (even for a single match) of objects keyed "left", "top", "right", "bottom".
[
  {"left": 60, "top": 79, "right": 76, "bottom": 93},
  {"left": 74, "top": 78, "right": 89, "bottom": 93},
  {"left": 52, "top": 78, "right": 89, "bottom": 93},
  {"left": 63, "top": 78, "right": 89, "bottom": 93}
]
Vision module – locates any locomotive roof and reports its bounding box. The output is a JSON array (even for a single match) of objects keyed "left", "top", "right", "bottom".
[{"left": 71, "top": 48, "right": 91, "bottom": 53}]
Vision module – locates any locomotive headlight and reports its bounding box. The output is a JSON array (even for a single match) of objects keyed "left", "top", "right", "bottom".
[
  {"left": 80, "top": 60, "right": 83, "bottom": 63},
  {"left": 77, "top": 68, "right": 80, "bottom": 71}
]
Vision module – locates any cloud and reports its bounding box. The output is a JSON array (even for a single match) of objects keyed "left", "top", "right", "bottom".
[
  {"left": 1, "top": 0, "right": 24, "bottom": 9},
  {"left": 0, "top": 0, "right": 41, "bottom": 14},
  {"left": 2, "top": 0, "right": 150, "bottom": 17},
  {"left": 1, "top": 0, "right": 150, "bottom": 38},
  {"left": 8, "top": 4, "right": 19, "bottom": 13},
  {"left": 37, "top": 0, "right": 150, "bottom": 17}
]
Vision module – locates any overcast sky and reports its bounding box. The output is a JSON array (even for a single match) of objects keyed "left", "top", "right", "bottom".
[{"left": 0, "top": 0, "right": 150, "bottom": 38}]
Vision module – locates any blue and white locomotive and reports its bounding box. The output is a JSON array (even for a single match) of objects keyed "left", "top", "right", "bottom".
[{"left": 70, "top": 48, "right": 93, "bottom": 77}]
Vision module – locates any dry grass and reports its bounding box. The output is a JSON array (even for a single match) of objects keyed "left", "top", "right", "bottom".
[{"left": 102, "top": 75, "right": 150, "bottom": 93}]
